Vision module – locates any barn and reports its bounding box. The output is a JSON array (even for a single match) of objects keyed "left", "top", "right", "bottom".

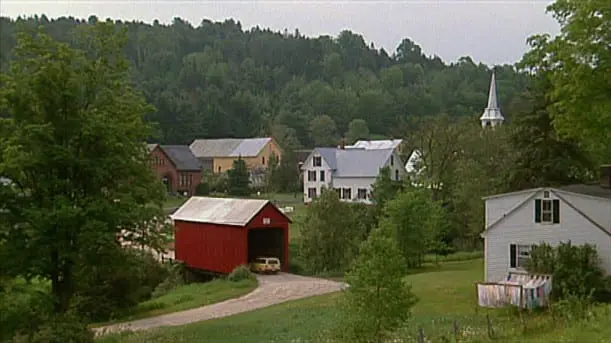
[{"left": 170, "top": 196, "right": 291, "bottom": 274}]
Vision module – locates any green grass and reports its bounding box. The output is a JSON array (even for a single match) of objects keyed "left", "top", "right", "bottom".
[
  {"left": 93, "top": 278, "right": 257, "bottom": 327},
  {"left": 98, "top": 259, "right": 611, "bottom": 343}
]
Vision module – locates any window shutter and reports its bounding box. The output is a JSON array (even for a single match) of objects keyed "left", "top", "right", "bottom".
[
  {"left": 534, "top": 199, "right": 542, "bottom": 223},
  {"left": 510, "top": 244, "right": 517, "bottom": 268},
  {"left": 552, "top": 199, "right": 560, "bottom": 224}
]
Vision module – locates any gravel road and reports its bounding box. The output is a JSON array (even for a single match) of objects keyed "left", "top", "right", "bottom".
[{"left": 95, "top": 273, "right": 347, "bottom": 336}]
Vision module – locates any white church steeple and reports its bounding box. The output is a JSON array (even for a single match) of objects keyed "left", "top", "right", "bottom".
[{"left": 480, "top": 71, "right": 504, "bottom": 128}]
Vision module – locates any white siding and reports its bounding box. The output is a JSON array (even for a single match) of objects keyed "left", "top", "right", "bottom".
[
  {"left": 333, "top": 177, "right": 376, "bottom": 204},
  {"left": 302, "top": 153, "right": 333, "bottom": 203},
  {"left": 386, "top": 150, "right": 407, "bottom": 181},
  {"left": 557, "top": 191, "right": 611, "bottom": 231},
  {"left": 485, "top": 189, "right": 611, "bottom": 282},
  {"left": 485, "top": 190, "right": 536, "bottom": 228}
]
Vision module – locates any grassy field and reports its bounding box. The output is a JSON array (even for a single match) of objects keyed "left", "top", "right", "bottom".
[
  {"left": 98, "top": 259, "right": 611, "bottom": 343},
  {"left": 93, "top": 278, "right": 257, "bottom": 327}
]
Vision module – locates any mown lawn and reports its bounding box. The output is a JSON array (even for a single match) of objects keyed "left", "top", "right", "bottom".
[
  {"left": 98, "top": 259, "right": 611, "bottom": 343},
  {"left": 93, "top": 278, "right": 257, "bottom": 327}
]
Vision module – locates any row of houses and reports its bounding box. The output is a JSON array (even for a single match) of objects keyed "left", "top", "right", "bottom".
[{"left": 147, "top": 137, "right": 282, "bottom": 195}]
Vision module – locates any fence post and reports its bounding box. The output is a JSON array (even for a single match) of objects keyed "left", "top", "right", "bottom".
[
  {"left": 454, "top": 319, "right": 459, "bottom": 342},
  {"left": 418, "top": 327, "right": 425, "bottom": 343},
  {"left": 486, "top": 313, "right": 494, "bottom": 339}
]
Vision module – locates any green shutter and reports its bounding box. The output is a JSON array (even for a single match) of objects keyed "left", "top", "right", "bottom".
[
  {"left": 534, "top": 199, "right": 542, "bottom": 223},
  {"left": 510, "top": 244, "right": 517, "bottom": 268},
  {"left": 553, "top": 199, "right": 560, "bottom": 224}
]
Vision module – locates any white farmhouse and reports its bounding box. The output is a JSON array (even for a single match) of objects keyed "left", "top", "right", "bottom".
[
  {"left": 301, "top": 145, "right": 405, "bottom": 204},
  {"left": 481, "top": 165, "right": 611, "bottom": 282}
]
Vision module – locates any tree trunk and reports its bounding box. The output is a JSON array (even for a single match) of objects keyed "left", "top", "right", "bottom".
[{"left": 50, "top": 250, "right": 74, "bottom": 313}]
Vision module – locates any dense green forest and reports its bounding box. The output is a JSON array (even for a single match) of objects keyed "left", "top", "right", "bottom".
[{"left": 0, "top": 15, "right": 530, "bottom": 149}]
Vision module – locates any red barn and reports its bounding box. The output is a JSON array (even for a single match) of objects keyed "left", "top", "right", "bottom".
[{"left": 170, "top": 197, "right": 291, "bottom": 274}]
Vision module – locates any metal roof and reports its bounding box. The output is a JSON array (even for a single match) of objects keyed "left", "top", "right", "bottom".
[
  {"left": 229, "top": 138, "right": 272, "bottom": 157},
  {"left": 159, "top": 145, "right": 201, "bottom": 171},
  {"left": 346, "top": 139, "right": 403, "bottom": 150},
  {"left": 189, "top": 139, "right": 242, "bottom": 158},
  {"left": 189, "top": 137, "right": 272, "bottom": 158},
  {"left": 335, "top": 148, "right": 394, "bottom": 177},
  {"left": 170, "top": 197, "right": 271, "bottom": 226},
  {"left": 311, "top": 147, "right": 394, "bottom": 178}
]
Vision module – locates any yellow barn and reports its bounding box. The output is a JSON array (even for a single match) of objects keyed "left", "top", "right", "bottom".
[{"left": 189, "top": 137, "right": 282, "bottom": 174}]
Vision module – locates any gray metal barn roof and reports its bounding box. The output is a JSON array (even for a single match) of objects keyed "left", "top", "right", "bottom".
[
  {"left": 189, "top": 138, "right": 272, "bottom": 158},
  {"left": 170, "top": 197, "right": 271, "bottom": 226}
]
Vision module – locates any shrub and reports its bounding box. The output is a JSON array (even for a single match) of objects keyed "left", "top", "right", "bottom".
[
  {"left": 228, "top": 265, "right": 256, "bottom": 282},
  {"left": 151, "top": 263, "right": 186, "bottom": 298},
  {"left": 26, "top": 314, "right": 93, "bottom": 343},
  {"left": 526, "top": 241, "right": 606, "bottom": 301},
  {"left": 195, "top": 182, "right": 210, "bottom": 196},
  {"left": 0, "top": 279, "right": 53, "bottom": 341},
  {"left": 72, "top": 249, "right": 170, "bottom": 321}
]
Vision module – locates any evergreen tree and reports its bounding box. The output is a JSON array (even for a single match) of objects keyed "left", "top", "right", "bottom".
[{"left": 227, "top": 156, "right": 251, "bottom": 196}]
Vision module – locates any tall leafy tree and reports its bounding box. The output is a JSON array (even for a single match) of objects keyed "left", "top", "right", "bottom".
[
  {"left": 503, "top": 74, "right": 593, "bottom": 190},
  {"left": 380, "top": 187, "right": 449, "bottom": 268},
  {"left": 521, "top": 0, "right": 611, "bottom": 163},
  {"left": 345, "top": 118, "right": 370, "bottom": 143},
  {"left": 0, "top": 23, "right": 165, "bottom": 313},
  {"left": 309, "top": 114, "right": 338, "bottom": 147},
  {"left": 336, "top": 223, "right": 417, "bottom": 343},
  {"left": 299, "top": 189, "right": 368, "bottom": 273}
]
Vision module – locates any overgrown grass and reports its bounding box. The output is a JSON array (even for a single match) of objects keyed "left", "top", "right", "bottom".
[
  {"left": 98, "top": 259, "right": 611, "bottom": 343},
  {"left": 93, "top": 278, "right": 257, "bottom": 327}
]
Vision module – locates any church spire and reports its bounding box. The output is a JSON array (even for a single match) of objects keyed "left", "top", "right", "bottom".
[{"left": 480, "top": 71, "right": 504, "bottom": 128}]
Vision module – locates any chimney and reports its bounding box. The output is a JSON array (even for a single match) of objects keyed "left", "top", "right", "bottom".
[
  {"left": 340, "top": 138, "right": 345, "bottom": 150},
  {"left": 600, "top": 165, "right": 611, "bottom": 188}
]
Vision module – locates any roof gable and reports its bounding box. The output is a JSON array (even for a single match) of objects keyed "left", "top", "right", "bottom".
[
  {"left": 482, "top": 188, "right": 610, "bottom": 237},
  {"left": 170, "top": 197, "right": 291, "bottom": 226},
  {"left": 159, "top": 145, "right": 201, "bottom": 171}
]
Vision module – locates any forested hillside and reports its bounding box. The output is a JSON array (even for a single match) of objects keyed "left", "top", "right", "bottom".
[{"left": 0, "top": 15, "right": 530, "bottom": 148}]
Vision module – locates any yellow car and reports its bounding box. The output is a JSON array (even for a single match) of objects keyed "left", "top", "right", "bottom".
[{"left": 250, "top": 257, "right": 281, "bottom": 274}]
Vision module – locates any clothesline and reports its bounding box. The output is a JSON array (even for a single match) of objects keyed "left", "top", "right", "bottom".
[{"left": 476, "top": 272, "right": 552, "bottom": 309}]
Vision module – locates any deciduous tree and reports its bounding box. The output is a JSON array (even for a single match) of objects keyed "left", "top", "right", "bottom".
[
  {"left": 336, "top": 223, "right": 417, "bottom": 343},
  {"left": 0, "top": 23, "right": 166, "bottom": 313}
]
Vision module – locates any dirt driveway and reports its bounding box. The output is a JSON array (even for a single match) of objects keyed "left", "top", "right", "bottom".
[{"left": 95, "top": 273, "right": 347, "bottom": 336}]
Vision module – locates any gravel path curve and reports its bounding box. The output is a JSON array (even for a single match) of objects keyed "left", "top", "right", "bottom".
[{"left": 95, "top": 273, "right": 347, "bottom": 336}]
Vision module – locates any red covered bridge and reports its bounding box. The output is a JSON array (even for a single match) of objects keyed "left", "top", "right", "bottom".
[{"left": 170, "top": 196, "right": 291, "bottom": 274}]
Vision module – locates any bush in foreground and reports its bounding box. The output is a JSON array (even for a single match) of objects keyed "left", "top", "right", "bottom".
[{"left": 228, "top": 265, "right": 256, "bottom": 282}]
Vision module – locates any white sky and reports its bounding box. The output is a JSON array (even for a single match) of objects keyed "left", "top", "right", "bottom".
[{"left": 1, "top": 0, "right": 560, "bottom": 65}]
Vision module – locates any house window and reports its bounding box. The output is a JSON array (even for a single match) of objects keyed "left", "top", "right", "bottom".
[
  {"left": 262, "top": 156, "right": 265, "bottom": 165},
  {"left": 535, "top": 199, "right": 560, "bottom": 224},
  {"left": 510, "top": 244, "right": 532, "bottom": 269},
  {"left": 320, "top": 170, "right": 325, "bottom": 182},
  {"left": 357, "top": 188, "right": 367, "bottom": 199},
  {"left": 342, "top": 188, "right": 352, "bottom": 200},
  {"left": 313, "top": 156, "right": 322, "bottom": 167},
  {"left": 395, "top": 170, "right": 399, "bottom": 181},
  {"left": 308, "top": 187, "right": 317, "bottom": 199},
  {"left": 390, "top": 155, "right": 394, "bottom": 166},
  {"left": 218, "top": 166, "right": 221, "bottom": 173},
  {"left": 308, "top": 171, "right": 317, "bottom": 182},
  {"left": 334, "top": 188, "right": 341, "bottom": 198}
]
